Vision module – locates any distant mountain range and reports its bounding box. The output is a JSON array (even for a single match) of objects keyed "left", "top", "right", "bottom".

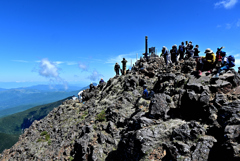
[
  {"left": 0, "top": 88, "right": 7, "bottom": 91},
  {"left": 0, "top": 84, "right": 96, "bottom": 118},
  {"left": 15, "top": 84, "right": 83, "bottom": 92}
]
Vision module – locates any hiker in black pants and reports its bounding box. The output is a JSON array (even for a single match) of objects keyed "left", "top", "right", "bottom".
[
  {"left": 114, "top": 63, "right": 120, "bottom": 76},
  {"left": 178, "top": 42, "right": 185, "bottom": 60}
]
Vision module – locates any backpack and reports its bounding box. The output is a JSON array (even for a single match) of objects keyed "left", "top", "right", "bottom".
[
  {"left": 179, "top": 46, "right": 184, "bottom": 52},
  {"left": 228, "top": 55, "right": 235, "bottom": 67}
]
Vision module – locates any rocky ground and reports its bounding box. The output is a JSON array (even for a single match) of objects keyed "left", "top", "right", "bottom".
[{"left": 1, "top": 56, "right": 240, "bottom": 161}]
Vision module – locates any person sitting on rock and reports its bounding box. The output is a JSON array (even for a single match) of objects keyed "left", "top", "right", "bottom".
[
  {"left": 170, "top": 45, "right": 179, "bottom": 64},
  {"left": 220, "top": 54, "right": 235, "bottom": 74},
  {"left": 114, "top": 62, "right": 120, "bottom": 76},
  {"left": 147, "top": 89, "right": 155, "bottom": 99},
  {"left": 202, "top": 48, "right": 215, "bottom": 73},
  {"left": 99, "top": 78, "right": 104, "bottom": 84},
  {"left": 213, "top": 47, "right": 225, "bottom": 78},
  {"left": 72, "top": 95, "right": 78, "bottom": 101},
  {"left": 196, "top": 57, "right": 204, "bottom": 76},
  {"left": 162, "top": 46, "right": 171, "bottom": 66},
  {"left": 142, "top": 85, "right": 149, "bottom": 99}
]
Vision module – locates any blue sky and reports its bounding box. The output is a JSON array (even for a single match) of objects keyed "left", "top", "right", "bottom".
[{"left": 0, "top": 0, "right": 240, "bottom": 89}]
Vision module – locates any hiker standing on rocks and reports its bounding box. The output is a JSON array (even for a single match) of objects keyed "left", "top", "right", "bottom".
[
  {"left": 185, "top": 45, "right": 194, "bottom": 59},
  {"left": 178, "top": 42, "right": 185, "bottom": 60},
  {"left": 114, "top": 63, "right": 120, "bottom": 76},
  {"left": 89, "top": 83, "right": 94, "bottom": 92},
  {"left": 170, "top": 45, "right": 179, "bottom": 64},
  {"left": 185, "top": 41, "right": 193, "bottom": 51},
  {"left": 162, "top": 46, "right": 171, "bottom": 65},
  {"left": 193, "top": 45, "right": 200, "bottom": 58},
  {"left": 121, "top": 58, "right": 128, "bottom": 75},
  {"left": 78, "top": 90, "right": 83, "bottom": 103}
]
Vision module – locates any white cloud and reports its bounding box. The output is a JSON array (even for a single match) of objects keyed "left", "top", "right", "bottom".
[
  {"left": 53, "top": 61, "right": 64, "bottom": 65},
  {"left": 215, "top": 0, "right": 238, "bottom": 9},
  {"left": 39, "top": 59, "right": 59, "bottom": 78},
  {"left": 37, "top": 58, "right": 68, "bottom": 89},
  {"left": 106, "top": 52, "right": 141, "bottom": 69},
  {"left": 217, "top": 25, "right": 222, "bottom": 28}
]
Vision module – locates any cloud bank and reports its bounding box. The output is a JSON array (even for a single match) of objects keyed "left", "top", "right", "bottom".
[
  {"left": 38, "top": 58, "right": 68, "bottom": 89},
  {"left": 78, "top": 61, "right": 103, "bottom": 82},
  {"left": 215, "top": 0, "right": 238, "bottom": 9}
]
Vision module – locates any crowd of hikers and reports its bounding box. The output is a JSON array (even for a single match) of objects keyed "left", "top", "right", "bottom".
[
  {"left": 74, "top": 40, "right": 236, "bottom": 102},
  {"left": 161, "top": 41, "right": 235, "bottom": 78}
]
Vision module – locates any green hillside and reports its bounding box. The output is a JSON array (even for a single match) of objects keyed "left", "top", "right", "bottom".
[
  {"left": 0, "top": 133, "right": 19, "bottom": 153},
  {"left": 0, "top": 96, "right": 71, "bottom": 135},
  {"left": 0, "top": 96, "right": 73, "bottom": 153}
]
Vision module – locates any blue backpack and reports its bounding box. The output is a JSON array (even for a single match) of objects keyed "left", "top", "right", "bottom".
[
  {"left": 179, "top": 46, "right": 184, "bottom": 52},
  {"left": 228, "top": 55, "right": 235, "bottom": 67}
]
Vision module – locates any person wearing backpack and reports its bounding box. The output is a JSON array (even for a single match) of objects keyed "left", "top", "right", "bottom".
[
  {"left": 185, "top": 41, "right": 194, "bottom": 51},
  {"left": 114, "top": 62, "right": 120, "bottom": 76},
  {"left": 162, "top": 46, "right": 171, "bottom": 65},
  {"left": 170, "top": 45, "right": 179, "bottom": 64},
  {"left": 178, "top": 42, "right": 185, "bottom": 60},
  {"left": 202, "top": 48, "right": 215, "bottom": 73},
  {"left": 220, "top": 55, "right": 235, "bottom": 73},
  {"left": 213, "top": 47, "right": 225, "bottom": 78},
  {"left": 185, "top": 45, "right": 194, "bottom": 59}
]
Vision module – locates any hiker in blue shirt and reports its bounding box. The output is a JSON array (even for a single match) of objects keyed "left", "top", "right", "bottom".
[
  {"left": 142, "top": 85, "right": 148, "bottom": 98},
  {"left": 99, "top": 78, "right": 104, "bottom": 84},
  {"left": 220, "top": 55, "right": 235, "bottom": 73}
]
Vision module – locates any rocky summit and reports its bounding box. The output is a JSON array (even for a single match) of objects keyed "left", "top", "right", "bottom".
[{"left": 1, "top": 56, "right": 240, "bottom": 161}]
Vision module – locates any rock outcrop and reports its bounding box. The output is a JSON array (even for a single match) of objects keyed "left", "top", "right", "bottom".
[{"left": 1, "top": 56, "right": 240, "bottom": 161}]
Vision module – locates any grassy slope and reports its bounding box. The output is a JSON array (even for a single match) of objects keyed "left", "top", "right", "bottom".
[
  {"left": 0, "top": 133, "right": 19, "bottom": 153},
  {"left": 0, "top": 96, "right": 72, "bottom": 153},
  {"left": 0, "top": 96, "right": 71, "bottom": 135}
]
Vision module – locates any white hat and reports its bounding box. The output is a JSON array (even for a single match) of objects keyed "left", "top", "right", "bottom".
[{"left": 204, "top": 48, "right": 213, "bottom": 54}]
